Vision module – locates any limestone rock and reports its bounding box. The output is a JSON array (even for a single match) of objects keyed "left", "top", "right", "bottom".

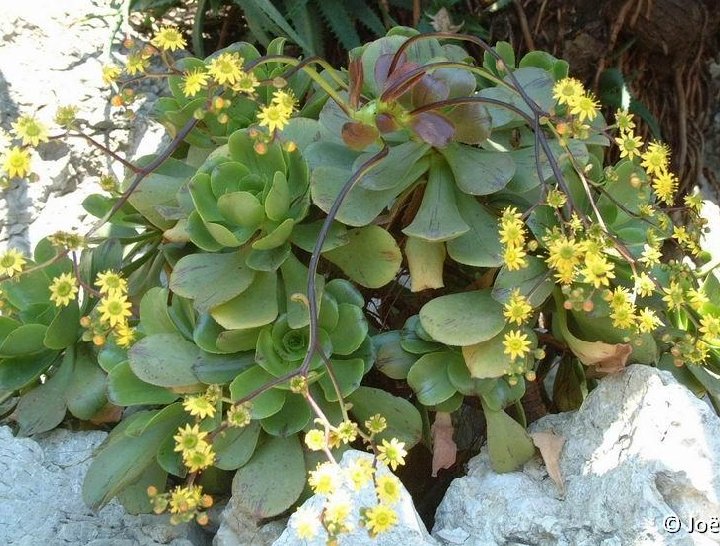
[
  {"left": 433, "top": 365, "right": 720, "bottom": 546},
  {"left": 0, "top": 426, "right": 210, "bottom": 546},
  {"left": 271, "top": 450, "right": 437, "bottom": 546}
]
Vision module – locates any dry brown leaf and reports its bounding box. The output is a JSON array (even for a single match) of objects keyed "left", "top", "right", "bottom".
[
  {"left": 431, "top": 412, "right": 457, "bottom": 477},
  {"left": 531, "top": 431, "right": 566, "bottom": 495}
]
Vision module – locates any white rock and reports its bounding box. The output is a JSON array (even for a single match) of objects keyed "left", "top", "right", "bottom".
[
  {"left": 0, "top": 426, "right": 210, "bottom": 545},
  {"left": 271, "top": 450, "right": 438, "bottom": 546},
  {"left": 433, "top": 365, "right": 720, "bottom": 545}
]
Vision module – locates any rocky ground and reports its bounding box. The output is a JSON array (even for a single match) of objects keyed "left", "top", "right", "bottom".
[{"left": 0, "top": 0, "right": 167, "bottom": 255}]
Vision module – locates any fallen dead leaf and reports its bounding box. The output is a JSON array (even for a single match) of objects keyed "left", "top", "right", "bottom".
[
  {"left": 530, "top": 430, "right": 566, "bottom": 495},
  {"left": 431, "top": 412, "right": 457, "bottom": 477}
]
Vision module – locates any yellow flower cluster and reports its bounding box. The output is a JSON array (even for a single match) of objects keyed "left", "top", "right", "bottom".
[
  {"left": 174, "top": 423, "right": 216, "bottom": 473},
  {"left": 148, "top": 484, "right": 212, "bottom": 525},
  {"left": 499, "top": 206, "right": 528, "bottom": 271},
  {"left": 612, "top": 110, "right": 678, "bottom": 205},
  {"left": 257, "top": 90, "right": 296, "bottom": 133},
  {"left": 552, "top": 77, "right": 599, "bottom": 122},
  {"left": 0, "top": 113, "right": 51, "bottom": 181},
  {"left": 93, "top": 270, "right": 135, "bottom": 347},
  {"left": 300, "top": 451, "right": 404, "bottom": 541}
]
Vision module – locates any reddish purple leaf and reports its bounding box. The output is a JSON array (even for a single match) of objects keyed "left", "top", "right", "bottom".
[
  {"left": 341, "top": 121, "right": 379, "bottom": 151},
  {"left": 410, "top": 112, "right": 455, "bottom": 148},
  {"left": 411, "top": 74, "right": 450, "bottom": 108}
]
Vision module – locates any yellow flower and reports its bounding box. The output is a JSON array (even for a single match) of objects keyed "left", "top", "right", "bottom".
[
  {"left": 174, "top": 424, "right": 209, "bottom": 453},
  {"left": 151, "top": 26, "right": 186, "bottom": 51},
  {"left": 182, "top": 68, "right": 209, "bottom": 98},
  {"left": 323, "top": 491, "right": 353, "bottom": 532},
  {"left": 182, "top": 394, "right": 216, "bottom": 419},
  {"left": 651, "top": 170, "right": 677, "bottom": 205},
  {"left": 569, "top": 94, "right": 599, "bottom": 122},
  {"left": 125, "top": 52, "right": 149, "bottom": 76},
  {"left": 95, "top": 269, "right": 128, "bottom": 296},
  {"left": 304, "top": 429, "right": 326, "bottom": 451},
  {"left": 700, "top": 314, "right": 720, "bottom": 342},
  {"left": 639, "top": 244, "right": 662, "bottom": 268},
  {"left": 257, "top": 103, "right": 291, "bottom": 133},
  {"left": 2, "top": 146, "right": 32, "bottom": 178},
  {"left": 0, "top": 248, "right": 27, "bottom": 277},
  {"left": 615, "top": 109, "right": 635, "bottom": 132},
  {"left": 375, "top": 475, "right": 402, "bottom": 505},
  {"left": 503, "top": 289, "right": 533, "bottom": 325},
  {"left": 636, "top": 307, "right": 662, "bottom": 333},
  {"left": 168, "top": 485, "right": 202, "bottom": 514},
  {"left": 49, "top": 272, "right": 78, "bottom": 307},
  {"left": 641, "top": 141, "right": 670, "bottom": 176},
  {"left": 12, "top": 115, "right": 49, "bottom": 147},
  {"left": 115, "top": 322, "right": 136, "bottom": 348},
  {"left": 503, "top": 329, "right": 532, "bottom": 361},
  {"left": 615, "top": 132, "right": 643, "bottom": 159},
  {"left": 581, "top": 252, "right": 615, "bottom": 288},
  {"left": 552, "top": 77, "right": 585, "bottom": 106},
  {"left": 183, "top": 443, "right": 216, "bottom": 473},
  {"left": 272, "top": 90, "right": 297, "bottom": 111},
  {"left": 546, "top": 234, "right": 582, "bottom": 284},
  {"left": 308, "top": 462, "right": 342, "bottom": 495},
  {"left": 687, "top": 287, "right": 708, "bottom": 311},
  {"left": 55, "top": 105, "right": 78, "bottom": 128},
  {"left": 292, "top": 507, "right": 320, "bottom": 540},
  {"left": 365, "top": 414, "right": 387, "bottom": 434},
  {"left": 377, "top": 438, "right": 407, "bottom": 471},
  {"left": 546, "top": 188, "right": 567, "bottom": 209},
  {"left": 102, "top": 64, "right": 122, "bottom": 85},
  {"left": 609, "top": 303, "right": 636, "bottom": 330},
  {"left": 208, "top": 52, "right": 244, "bottom": 86},
  {"left": 634, "top": 272, "right": 655, "bottom": 297},
  {"left": 98, "top": 293, "right": 133, "bottom": 327},
  {"left": 503, "top": 245, "right": 527, "bottom": 271},
  {"left": 232, "top": 71, "right": 260, "bottom": 94},
  {"left": 345, "top": 457, "right": 374, "bottom": 490},
  {"left": 684, "top": 191, "right": 703, "bottom": 211},
  {"left": 499, "top": 214, "right": 526, "bottom": 247},
  {"left": 661, "top": 280, "right": 685, "bottom": 311},
  {"left": 336, "top": 420, "right": 359, "bottom": 444},
  {"left": 606, "top": 286, "right": 632, "bottom": 310},
  {"left": 226, "top": 402, "right": 252, "bottom": 427},
  {"left": 363, "top": 503, "right": 398, "bottom": 536}
]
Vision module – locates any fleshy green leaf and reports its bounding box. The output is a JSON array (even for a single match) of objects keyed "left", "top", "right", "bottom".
[
  {"left": 83, "top": 404, "right": 186, "bottom": 509},
  {"left": 43, "top": 302, "right": 80, "bottom": 349},
  {"left": 419, "top": 289, "right": 505, "bottom": 346},
  {"left": 348, "top": 387, "right": 423, "bottom": 448},
  {"left": 66, "top": 343, "right": 108, "bottom": 420},
  {"left": 108, "top": 361, "right": 179, "bottom": 406},
  {"left": 128, "top": 333, "right": 202, "bottom": 387},
  {"left": 323, "top": 226, "right": 401, "bottom": 288},
  {"left": 439, "top": 142, "right": 515, "bottom": 195},
  {"left": 402, "top": 155, "right": 469, "bottom": 242},
  {"left": 230, "top": 434, "right": 306, "bottom": 518},
  {"left": 446, "top": 192, "right": 503, "bottom": 267},
  {"left": 210, "top": 271, "right": 278, "bottom": 330},
  {"left": 261, "top": 393, "right": 311, "bottom": 437},
  {"left": 483, "top": 402, "right": 536, "bottom": 473},
  {"left": 214, "top": 421, "right": 261, "bottom": 470},
  {"left": 407, "top": 351, "right": 459, "bottom": 406},
  {"left": 492, "top": 256, "right": 554, "bottom": 308},
  {"left": 229, "top": 366, "right": 286, "bottom": 419},
  {"left": 373, "top": 331, "right": 418, "bottom": 380}
]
